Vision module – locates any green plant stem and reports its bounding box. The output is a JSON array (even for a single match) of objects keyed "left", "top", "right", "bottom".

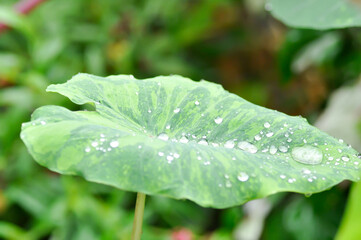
[{"left": 131, "top": 192, "right": 146, "bottom": 240}]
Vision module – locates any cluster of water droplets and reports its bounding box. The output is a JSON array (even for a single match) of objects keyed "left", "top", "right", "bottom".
[{"left": 84, "top": 133, "right": 120, "bottom": 153}]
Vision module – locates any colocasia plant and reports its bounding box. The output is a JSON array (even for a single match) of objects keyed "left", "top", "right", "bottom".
[{"left": 21, "top": 74, "right": 361, "bottom": 240}]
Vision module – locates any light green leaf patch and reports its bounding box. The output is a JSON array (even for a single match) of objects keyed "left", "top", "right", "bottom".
[
  {"left": 20, "top": 73, "right": 361, "bottom": 208},
  {"left": 269, "top": 0, "right": 361, "bottom": 30}
]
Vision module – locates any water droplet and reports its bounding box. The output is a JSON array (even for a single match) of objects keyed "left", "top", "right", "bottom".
[
  {"left": 266, "top": 132, "right": 274, "bottom": 137},
  {"left": 195, "top": 101, "right": 200, "bottom": 105},
  {"left": 328, "top": 157, "right": 334, "bottom": 161},
  {"left": 157, "top": 133, "right": 169, "bottom": 141},
  {"left": 174, "top": 108, "right": 180, "bottom": 113},
  {"left": 339, "top": 139, "right": 344, "bottom": 143},
  {"left": 225, "top": 180, "right": 232, "bottom": 188},
  {"left": 148, "top": 109, "right": 152, "bottom": 113},
  {"left": 167, "top": 155, "right": 174, "bottom": 161},
  {"left": 302, "top": 169, "right": 311, "bottom": 174},
  {"left": 280, "top": 174, "right": 286, "bottom": 179},
  {"left": 264, "top": 122, "right": 271, "bottom": 128},
  {"left": 91, "top": 141, "right": 99, "bottom": 147},
  {"left": 110, "top": 140, "right": 119, "bottom": 148},
  {"left": 85, "top": 147, "right": 91, "bottom": 152},
  {"left": 158, "top": 152, "right": 164, "bottom": 156},
  {"left": 254, "top": 135, "right": 262, "bottom": 141},
  {"left": 338, "top": 149, "right": 342, "bottom": 153},
  {"left": 291, "top": 145, "right": 323, "bottom": 165},
  {"left": 40, "top": 121, "right": 46, "bottom": 125},
  {"left": 198, "top": 139, "right": 208, "bottom": 146},
  {"left": 341, "top": 155, "right": 350, "bottom": 162},
  {"left": 174, "top": 153, "right": 180, "bottom": 158},
  {"left": 237, "top": 141, "right": 258, "bottom": 153},
  {"left": 270, "top": 145, "right": 277, "bottom": 155},
  {"left": 224, "top": 140, "right": 235, "bottom": 149},
  {"left": 287, "top": 138, "right": 292, "bottom": 143},
  {"left": 179, "top": 136, "right": 189, "bottom": 143},
  {"left": 237, "top": 172, "right": 249, "bottom": 182},
  {"left": 279, "top": 146, "right": 288, "bottom": 153},
  {"left": 166, "top": 124, "right": 171, "bottom": 130},
  {"left": 214, "top": 117, "right": 223, "bottom": 124}
]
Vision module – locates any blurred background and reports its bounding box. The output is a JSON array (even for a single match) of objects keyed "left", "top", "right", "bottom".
[{"left": 0, "top": 0, "right": 361, "bottom": 239}]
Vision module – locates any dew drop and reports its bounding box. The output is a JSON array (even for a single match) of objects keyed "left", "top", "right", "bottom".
[
  {"left": 179, "top": 136, "right": 189, "bottom": 143},
  {"left": 148, "top": 109, "right": 152, "bottom": 113},
  {"left": 158, "top": 152, "right": 164, "bottom": 156},
  {"left": 174, "top": 153, "right": 180, "bottom": 158},
  {"left": 225, "top": 180, "right": 232, "bottom": 188},
  {"left": 270, "top": 145, "right": 277, "bottom": 155},
  {"left": 174, "top": 108, "right": 180, "bottom": 113},
  {"left": 224, "top": 140, "right": 235, "bottom": 149},
  {"left": 91, "top": 141, "right": 99, "bottom": 147},
  {"left": 341, "top": 155, "right": 350, "bottom": 162},
  {"left": 254, "top": 135, "right": 262, "bottom": 141},
  {"left": 291, "top": 145, "right": 323, "bottom": 165},
  {"left": 85, "top": 147, "right": 91, "bottom": 153},
  {"left": 109, "top": 140, "right": 119, "bottom": 148},
  {"left": 198, "top": 139, "right": 208, "bottom": 146},
  {"left": 40, "top": 121, "right": 46, "bottom": 125},
  {"left": 157, "top": 133, "right": 169, "bottom": 141},
  {"left": 166, "top": 124, "right": 171, "bottom": 130},
  {"left": 195, "top": 100, "right": 200, "bottom": 106},
  {"left": 237, "top": 141, "right": 258, "bottom": 153},
  {"left": 279, "top": 146, "right": 288, "bottom": 153},
  {"left": 167, "top": 155, "right": 174, "bottom": 161},
  {"left": 266, "top": 132, "right": 274, "bottom": 138},
  {"left": 214, "top": 117, "right": 223, "bottom": 124},
  {"left": 237, "top": 172, "right": 249, "bottom": 182},
  {"left": 264, "top": 122, "right": 271, "bottom": 128}
]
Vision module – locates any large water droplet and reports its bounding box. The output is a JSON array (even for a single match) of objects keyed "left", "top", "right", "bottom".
[
  {"left": 174, "top": 108, "right": 180, "bottom": 113},
  {"left": 85, "top": 147, "right": 91, "bottom": 153},
  {"left": 195, "top": 101, "right": 200, "bottom": 106},
  {"left": 264, "top": 122, "right": 271, "bottom": 128},
  {"left": 237, "top": 141, "right": 258, "bottom": 153},
  {"left": 341, "top": 155, "right": 350, "bottom": 162},
  {"left": 91, "top": 141, "right": 99, "bottom": 147},
  {"left": 157, "top": 133, "right": 169, "bottom": 141},
  {"left": 237, "top": 172, "right": 249, "bottom": 182},
  {"left": 214, "top": 117, "right": 223, "bottom": 124},
  {"left": 291, "top": 145, "right": 323, "bottom": 165},
  {"left": 224, "top": 140, "right": 235, "bottom": 149},
  {"left": 158, "top": 152, "right": 164, "bottom": 156}
]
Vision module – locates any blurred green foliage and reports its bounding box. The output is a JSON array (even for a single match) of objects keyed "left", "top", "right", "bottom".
[{"left": 0, "top": 0, "right": 360, "bottom": 239}]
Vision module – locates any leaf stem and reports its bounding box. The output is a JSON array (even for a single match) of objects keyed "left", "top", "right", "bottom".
[{"left": 131, "top": 192, "right": 146, "bottom": 240}]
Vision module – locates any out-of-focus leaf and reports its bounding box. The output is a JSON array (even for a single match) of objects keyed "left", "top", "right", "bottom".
[
  {"left": 315, "top": 80, "right": 361, "bottom": 152},
  {"left": 269, "top": 0, "right": 361, "bottom": 30},
  {"left": 336, "top": 181, "right": 361, "bottom": 240},
  {"left": 0, "top": 221, "right": 30, "bottom": 240},
  {"left": 292, "top": 32, "right": 342, "bottom": 73}
]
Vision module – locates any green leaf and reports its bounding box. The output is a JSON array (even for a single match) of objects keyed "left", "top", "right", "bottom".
[
  {"left": 20, "top": 74, "right": 361, "bottom": 208},
  {"left": 269, "top": 0, "right": 361, "bottom": 30}
]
